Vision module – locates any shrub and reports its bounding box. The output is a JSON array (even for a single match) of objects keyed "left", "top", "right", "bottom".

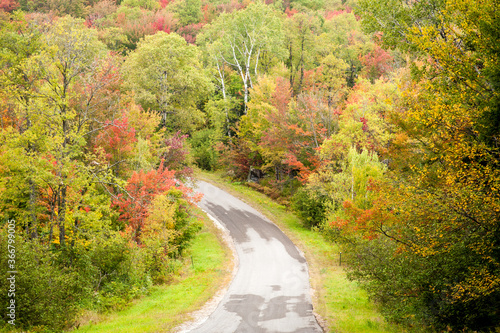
[
  {"left": 84, "top": 233, "right": 151, "bottom": 311},
  {"left": 292, "top": 187, "right": 328, "bottom": 228},
  {"left": 189, "top": 128, "right": 219, "bottom": 171},
  {"left": 0, "top": 232, "right": 83, "bottom": 331},
  {"left": 142, "top": 189, "right": 202, "bottom": 283}
]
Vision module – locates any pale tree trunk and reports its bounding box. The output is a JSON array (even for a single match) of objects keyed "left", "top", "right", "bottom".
[
  {"left": 228, "top": 41, "right": 250, "bottom": 114},
  {"left": 214, "top": 56, "right": 232, "bottom": 140},
  {"left": 223, "top": 32, "right": 260, "bottom": 114}
]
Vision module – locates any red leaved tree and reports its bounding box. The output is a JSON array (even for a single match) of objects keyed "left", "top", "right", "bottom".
[
  {"left": 177, "top": 22, "right": 205, "bottom": 44},
  {"left": 94, "top": 114, "right": 137, "bottom": 178},
  {"left": 152, "top": 11, "right": 178, "bottom": 33},
  {"left": 159, "top": 0, "right": 171, "bottom": 8},
  {"left": 160, "top": 131, "right": 193, "bottom": 179},
  {"left": 360, "top": 43, "right": 394, "bottom": 81},
  {"left": 112, "top": 160, "right": 200, "bottom": 243},
  {"left": 324, "top": 6, "right": 352, "bottom": 20},
  {"left": 0, "top": 0, "right": 19, "bottom": 12},
  {"left": 285, "top": 7, "right": 298, "bottom": 17}
]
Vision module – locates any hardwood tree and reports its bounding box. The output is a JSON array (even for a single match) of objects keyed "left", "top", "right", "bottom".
[
  {"left": 198, "top": 2, "right": 286, "bottom": 112},
  {"left": 124, "top": 31, "right": 213, "bottom": 132}
]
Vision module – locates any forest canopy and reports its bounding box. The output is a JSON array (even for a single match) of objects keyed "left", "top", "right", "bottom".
[{"left": 0, "top": 0, "right": 498, "bottom": 331}]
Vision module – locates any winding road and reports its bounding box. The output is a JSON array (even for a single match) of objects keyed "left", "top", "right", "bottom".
[{"left": 189, "top": 181, "right": 323, "bottom": 333}]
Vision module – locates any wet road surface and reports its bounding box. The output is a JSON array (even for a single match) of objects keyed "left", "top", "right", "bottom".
[{"left": 189, "top": 181, "right": 323, "bottom": 333}]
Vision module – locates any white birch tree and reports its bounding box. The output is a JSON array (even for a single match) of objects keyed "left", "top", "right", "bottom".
[{"left": 198, "top": 2, "right": 286, "bottom": 113}]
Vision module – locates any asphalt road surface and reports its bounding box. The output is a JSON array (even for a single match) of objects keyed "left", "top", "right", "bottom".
[{"left": 189, "top": 181, "right": 323, "bottom": 333}]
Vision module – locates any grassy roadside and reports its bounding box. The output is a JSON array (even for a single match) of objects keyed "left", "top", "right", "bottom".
[
  {"left": 74, "top": 206, "right": 233, "bottom": 333},
  {"left": 198, "top": 170, "right": 405, "bottom": 333}
]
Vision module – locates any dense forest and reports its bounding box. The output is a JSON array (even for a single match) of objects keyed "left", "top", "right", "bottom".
[{"left": 0, "top": 0, "right": 499, "bottom": 331}]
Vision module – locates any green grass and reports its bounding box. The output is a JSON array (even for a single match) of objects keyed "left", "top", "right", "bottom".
[
  {"left": 75, "top": 206, "right": 233, "bottom": 333},
  {"left": 198, "top": 170, "right": 405, "bottom": 333}
]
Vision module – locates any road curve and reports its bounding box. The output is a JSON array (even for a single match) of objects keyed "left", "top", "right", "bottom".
[{"left": 189, "top": 181, "right": 323, "bottom": 333}]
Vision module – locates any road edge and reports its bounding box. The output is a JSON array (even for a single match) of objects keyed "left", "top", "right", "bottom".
[
  {"left": 196, "top": 175, "right": 328, "bottom": 333},
  {"left": 173, "top": 187, "right": 240, "bottom": 333}
]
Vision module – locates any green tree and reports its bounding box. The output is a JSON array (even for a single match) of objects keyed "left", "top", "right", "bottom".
[
  {"left": 310, "top": 146, "right": 386, "bottom": 213},
  {"left": 199, "top": 40, "right": 241, "bottom": 140},
  {"left": 0, "top": 12, "right": 44, "bottom": 231},
  {"left": 284, "top": 11, "right": 320, "bottom": 95},
  {"left": 317, "top": 12, "right": 371, "bottom": 87},
  {"left": 175, "top": 0, "right": 202, "bottom": 26},
  {"left": 124, "top": 32, "right": 213, "bottom": 132},
  {"left": 0, "top": 16, "right": 120, "bottom": 248},
  {"left": 32, "top": 16, "right": 108, "bottom": 246},
  {"left": 121, "top": 0, "right": 159, "bottom": 10}
]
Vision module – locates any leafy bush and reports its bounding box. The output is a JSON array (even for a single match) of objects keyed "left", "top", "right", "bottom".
[
  {"left": 84, "top": 233, "right": 151, "bottom": 311},
  {"left": 292, "top": 187, "right": 328, "bottom": 228},
  {"left": 0, "top": 224, "right": 156, "bottom": 332},
  {"left": 189, "top": 128, "right": 219, "bottom": 171},
  {"left": 342, "top": 226, "right": 500, "bottom": 331},
  {"left": 0, "top": 232, "right": 84, "bottom": 331},
  {"left": 142, "top": 189, "right": 202, "bottom": 283}
]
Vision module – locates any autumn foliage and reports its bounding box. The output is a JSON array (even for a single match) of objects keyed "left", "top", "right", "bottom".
[
  {"left": 112, "top": 160, "right": 200, "bottom": 243},
  {"left": 0, "top": 0, "right": 18, "bottom": 12},
  {"left": 1, "top": 0, "right": 499, "bottom": 331}
]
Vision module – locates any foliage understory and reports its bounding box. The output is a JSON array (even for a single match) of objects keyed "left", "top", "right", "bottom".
[
  {"left": 0, "top": 206, "right": 231, "bottom": 333},
  {"left": 74, "top": 206, "right": 233, "bottom": 333}
]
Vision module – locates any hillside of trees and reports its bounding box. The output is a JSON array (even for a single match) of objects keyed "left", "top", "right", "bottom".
[{"left": 0, "top": 0, "right": 499, "bottom": 331}]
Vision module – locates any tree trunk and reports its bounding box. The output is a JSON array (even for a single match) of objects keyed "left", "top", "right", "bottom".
[
  {"left": 58, "top": 184, "right": 67, "bottom": 247},
  {"left": 243, "top": 81, "right": 249, "bottom": 114},
  {"left": 28, "top": 179, "right": 38, "bottom": 239}
]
